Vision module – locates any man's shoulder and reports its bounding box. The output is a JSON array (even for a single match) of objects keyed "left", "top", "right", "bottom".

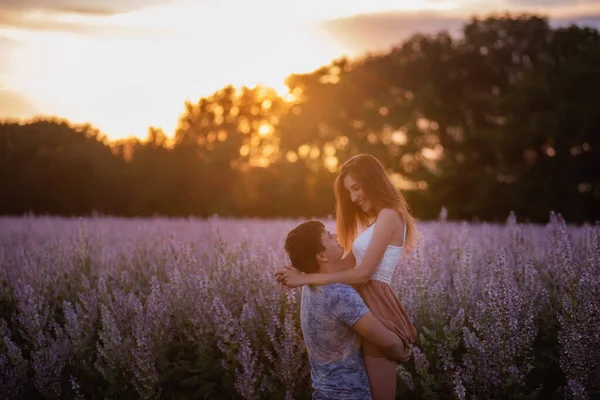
[
  {"left": 302, "top": 284, "right": 360, "bottom": 310},
  {"left": 323, "top": 284, "right": 365, "bottom": 307},
  {"left": 321, "top": 283, "right": 358, "bottom": 296},
  {"left": 304, "top": 283, "right": 356, "bottom": 295}
]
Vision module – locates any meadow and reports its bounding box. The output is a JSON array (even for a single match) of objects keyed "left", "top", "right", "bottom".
[{"left": 0, "top": 214, "right": 598, "bottom": 399}]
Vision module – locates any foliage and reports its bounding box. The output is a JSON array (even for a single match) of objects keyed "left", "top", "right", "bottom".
[{"left": 0, "top": 14, "right": 598, "bottom": 221}]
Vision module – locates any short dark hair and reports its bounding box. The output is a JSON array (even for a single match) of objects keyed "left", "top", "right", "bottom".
[{"left": 284, "top": 221, "right": 325, "bottom": 274}]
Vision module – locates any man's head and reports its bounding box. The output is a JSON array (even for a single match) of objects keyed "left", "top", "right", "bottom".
[{"left": 284, "top": 221, "right": 344, "bottom": 273}]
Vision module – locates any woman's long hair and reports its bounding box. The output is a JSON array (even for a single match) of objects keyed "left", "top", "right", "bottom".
[{"left": 334, "top": 154, "right": 418, "bottom": 251}]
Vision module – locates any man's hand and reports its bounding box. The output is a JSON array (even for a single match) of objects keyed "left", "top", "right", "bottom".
[
  {"left": 381, "top": 343, "right": 411, "bottom": 363},
  {"left": 352, "top": 312, "right": 410, "bottom": 363}
]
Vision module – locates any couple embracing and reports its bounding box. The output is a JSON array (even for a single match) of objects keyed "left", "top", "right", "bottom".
[{"left": 275, "top": 154, "right": 418, "bottom": 399}]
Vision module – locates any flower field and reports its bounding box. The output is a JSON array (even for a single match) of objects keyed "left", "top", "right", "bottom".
[{"left": 0, "top": 214, "right": 598, "bottom": 399}]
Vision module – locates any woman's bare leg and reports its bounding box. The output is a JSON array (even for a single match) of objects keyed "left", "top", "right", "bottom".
[{"left": 363, "top": 342, "right": 397, "bottom": 400}]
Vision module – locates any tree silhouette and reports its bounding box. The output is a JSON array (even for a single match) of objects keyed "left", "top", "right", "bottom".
[{"left": 0, "top": 14, "right": 598, "bottom": 222}]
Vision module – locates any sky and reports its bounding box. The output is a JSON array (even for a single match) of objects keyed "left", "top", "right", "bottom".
[{"left": 1, "top": 0, "right": 599, "bottom": 140}]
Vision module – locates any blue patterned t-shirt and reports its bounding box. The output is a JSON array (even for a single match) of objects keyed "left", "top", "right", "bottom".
[{"left": 300, "top": 283, "right": 372, "bottom": 400}]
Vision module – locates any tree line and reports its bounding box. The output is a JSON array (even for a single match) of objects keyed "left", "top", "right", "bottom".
[{"left": 1, "top": 14, "right": 598, "bottom": 222}]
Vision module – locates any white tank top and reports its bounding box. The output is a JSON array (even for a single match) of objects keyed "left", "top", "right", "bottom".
[{"left": 351, "top": 221, "right": 406, "bottom": 285}]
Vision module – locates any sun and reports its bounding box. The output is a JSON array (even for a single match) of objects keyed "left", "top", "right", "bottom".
[{"left": 4, "top": 0, "right": 457, "bottom": 141}]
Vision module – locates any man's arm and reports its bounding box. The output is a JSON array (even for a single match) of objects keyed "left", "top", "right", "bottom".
[
  {"left": 328, "top": 285, "right": 408, "bottom": 362},
  {"left": 352, "top": 312, "right": 407, "bottom": 362}
]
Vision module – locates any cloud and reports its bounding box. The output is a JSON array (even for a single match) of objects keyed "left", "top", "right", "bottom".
[
  {"left": 0, "top": 36, "right": 22, "bottom": 74},
  {"left": 0, "top": 0, "right": 177, "bottom": 37},
  {"left": 504, "top": 0, "right": 600, "bottom": 6},
  {"left": 0, "top": 0, "right": 174, "bottom": 16},
  {"left": 552, "top": 13, "right": 600, "bottom": 28},
  {"left": 322, "top": 12, "right": 466, "bottom": 54},
  {"left": 0, "top": 90, "right": 39, "bottom": 118},
  {"left": 322, "top": 10, "right": 600, "bottom": 55},
  {"left": 0, "top": 35, "right": 22, "bottom": 47},
  {"left": 0, "top": 9, "right": 171, "bottom": 38}
]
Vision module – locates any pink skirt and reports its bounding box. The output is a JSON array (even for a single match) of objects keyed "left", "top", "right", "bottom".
[{"left": 354, "top": 279, "right": 417, "bottom": 361}]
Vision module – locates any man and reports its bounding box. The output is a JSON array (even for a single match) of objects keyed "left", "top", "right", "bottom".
[{"left": 278, "top": 220, "right": 406, "bottom": 400}]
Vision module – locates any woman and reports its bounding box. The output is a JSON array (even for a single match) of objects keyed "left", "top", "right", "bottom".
[{"left": 277, "top": 154, "right": 418, "bottom": 400}]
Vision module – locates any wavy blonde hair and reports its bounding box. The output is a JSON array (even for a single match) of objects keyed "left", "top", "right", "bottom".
[{"left": 334, "top": 154, "right": 418, "bottom": 251}]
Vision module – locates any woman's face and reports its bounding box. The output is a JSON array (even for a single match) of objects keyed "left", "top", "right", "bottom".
[{"left": 343, "top": 174, "right": 372, "bottom": 213}]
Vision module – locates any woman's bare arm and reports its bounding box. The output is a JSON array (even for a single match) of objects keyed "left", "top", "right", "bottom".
[{"left": 281, "top": 209, "right": 400, "bottom": 286}]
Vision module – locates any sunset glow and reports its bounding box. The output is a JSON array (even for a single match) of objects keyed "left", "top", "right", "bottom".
[{"left": 0, "top": 0, "right": 598, "bottom": 140}]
